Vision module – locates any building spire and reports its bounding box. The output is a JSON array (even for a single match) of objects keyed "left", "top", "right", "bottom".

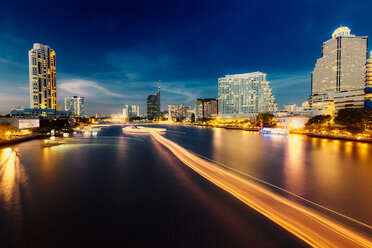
[{"left": 158, "top": 80, "right": 161, "bottom": 94}]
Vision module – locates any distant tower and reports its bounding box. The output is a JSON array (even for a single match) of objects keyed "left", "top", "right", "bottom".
[
  {"left": 29, "top": 43, "right": 57, "bottom": 109},
  {"left": 147, "top": 81, "right": 161, "bottom": 119}
]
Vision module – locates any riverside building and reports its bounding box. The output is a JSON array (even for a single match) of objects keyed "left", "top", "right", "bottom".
[
  {"left": 29, "top": 43, "right": 57, "bottom": 109},
  {"left": 123, "top": 105, "right": 140, "bottom": 118},
  {"left": 218, "top": 72, "right": 277, "bottom": 118},
  {"left": 168, "top": 105, "right": 190, "bottom": 121},
  {"left": 310, "top": 26, "right": 368, "bottom": 114},
  {"left": 365, "top": 51, "right": 372, "bottom": 109},
  {"left": 195, "top": 98, "right": 218, "bottom": 120},
  {"left": 65, "top": 96, "right": 85, "bottom": 116}
]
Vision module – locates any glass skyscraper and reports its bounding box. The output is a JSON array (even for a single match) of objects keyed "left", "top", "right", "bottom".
[{"left": 147, "top": 92, "right": 160, "bottom": 119}]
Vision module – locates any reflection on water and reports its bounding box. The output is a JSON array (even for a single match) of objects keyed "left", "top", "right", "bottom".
[
  {"left": 283, "top": 135, "right": 305, "bottom": 196},
  {"left": 206, "top": 127, "right": 372, "bottom": 226},
  {"left": 0, "top": 148, "right": 28, "bottom": 207},
  {"left": 0, "top": 147, "right": 29, "bottom": 242}
]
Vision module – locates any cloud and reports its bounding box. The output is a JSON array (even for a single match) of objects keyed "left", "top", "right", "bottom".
[
  {"left": 270, "top": 71, "right": 311, "bottom": 89},
  {"left": 105, "top": 50, "right": 177, "bottom": 82},
  {"left": 59, "top": 79, "right": 126, "bottom": 98},
  {"left": 0, "top": 57, "right": 27, "bottom": 68}
]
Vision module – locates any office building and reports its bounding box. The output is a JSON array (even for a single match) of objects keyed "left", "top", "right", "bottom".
[
  {"left": 147, "top": 83, "right": 161, "bottom": 119},
  {"left": 218, "top": 72, "right": 277, "bottom": 118},
  {"left": 168, "top": 105, "right": 190, "bottom": 121},
  {"left": 311, "top": 26, "right": 367, "bottom": 94},
  {"left": 365, "top": 51, "right": 372, "bottom": 109},
  {"left": 29, "top": 43, "right": 57, "bottom": 109},
  {"left": 310, "top": 26, "right": 368, "bottom": 114},
  {"left": 195, "top": 98, "right": 218, "bottom": 120},
  {"left": 283, "top": 104, "right": 299, "bottom": 113},
  {"left": 65, "top": 96, "right": 85, "bottom": 116},
  {"left": 123, "top": 105, "right": 140, "bottom": 118}
]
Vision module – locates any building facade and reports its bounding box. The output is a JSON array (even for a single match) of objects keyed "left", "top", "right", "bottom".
[
  {"left": 311, "top": 27, "right": 367, "bottom": 94},
  {"left": 147, "top": 92, "right": 160, "bottom": 119},
  {"left": 11, "top": 108, "right": 71, "bottom": 119},
  {"left": 29, "top": 43, "right": 57, "bottom": 109},
  {"left": 283, "top": 104, "right": 299, "bottom": 113},
  {"left": 334, "top": 89, "right": 365, "bottom": 112},
  {"left": 65, "top": 96, "right": 85, "bottom": 116},
  {"left": 365, "top": 51, "right": 372, "bottom": 109},
  {"left": 168, "top": 105, "right": 190, "bottom": 121},
  {"left": 195, "top": 98, "right": 218, "bottom": 120},
  {"left": 123, "top": 105, "right": 140, "bottom": 118},
  {"left": 218, "top": 72, "right": 277, "bottom": 117}
]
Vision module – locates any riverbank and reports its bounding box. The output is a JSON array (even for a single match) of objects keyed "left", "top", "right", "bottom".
[
  {"left": 0, "top": 134, "right": 42, "bottom": 147},
  {"left": 307, "top": 132, "right": 372, "bottom": 143}
]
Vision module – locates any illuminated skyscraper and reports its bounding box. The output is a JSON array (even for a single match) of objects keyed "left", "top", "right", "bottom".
[
  {"left": 29, "top": 43, "right": 57, "bottom": 109},
  {"left": 65, "top": 96, "right": 85, "bottom": 116},
  {"left": 365, "top": 51, "right": 372, "bottom": 109},
  {"left": 218, "top": 72, "right": 277, "bottom": 117},
  {"left": 311, "top": 27, "right": 368, "bottom": 94}
]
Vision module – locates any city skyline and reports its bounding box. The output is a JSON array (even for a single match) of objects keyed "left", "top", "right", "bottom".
[{"left": 1, "top": 1, "right": 372, "bottom": 115}]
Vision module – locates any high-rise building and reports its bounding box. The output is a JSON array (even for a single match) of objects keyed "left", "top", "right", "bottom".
[
  {"left": 29, "top": 43, "right": 57, "bottom": 109},
  {"left": 310, "top": 27, "right": 368, "bottom": 114},
  {"left": 123, "top": 105, "right": 140, "bottom": 118},
  {"left": 195, "top": 98, "right": 218, "bottom": 120},
  {"left": 365, "top": 51, "right": 372, "bottom": 109},
  {"left": 147, "top": 82, "right": 161, "bottom": 119},
  {"left": 311, "top": 27, "right": 368, "bottom": 94},
  {"left": 218, "top": 72, "right": 277, "bottom": 117},
  {"left": 65, "top": 96, "right": 85, "bottom": 116},
  {"left": 168, "top": 105, "right": 190, "bottom": 121}
]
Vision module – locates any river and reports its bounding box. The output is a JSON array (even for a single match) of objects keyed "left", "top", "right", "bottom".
[{"left": 1, "top": 124, "right": 372, "bottom": 247}]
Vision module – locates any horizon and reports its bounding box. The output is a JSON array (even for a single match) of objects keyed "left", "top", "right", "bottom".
[{"left": 1, "top": 0, "right": 372, "bottom": 115}]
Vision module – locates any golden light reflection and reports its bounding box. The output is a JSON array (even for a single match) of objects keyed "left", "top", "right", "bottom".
[
  {"left": 151, "top": 131, "right": 372, "bottom": 247},
  {"left": 0, "top": 147, "right": 28, "bottom": 216},
  {"left": 283, "top": 135, "right": 305, "bottom": 195}
]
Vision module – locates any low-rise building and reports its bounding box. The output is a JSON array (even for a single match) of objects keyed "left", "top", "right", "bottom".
[
  {"left": 310, "top": 91, "right": 335, "bottom": 116},
  {"left": 11, "top": 108, "right": 71, "bottom": 119},
  {"left": 275, "top": 116, "right": 310, "bottom": 129},
  {"left": 168, "top": 105, "right": 190, "bottom": 121},
  {"left": 283, "top": 104, "right": 299, "bottom": 113},
  {"left": 0, "top": 117, "right": 40, "bottom": 129}
]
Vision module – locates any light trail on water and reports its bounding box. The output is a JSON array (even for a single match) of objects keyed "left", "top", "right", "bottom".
[{"left": 150, "top": 130, "right": 372, "bottom": 248}]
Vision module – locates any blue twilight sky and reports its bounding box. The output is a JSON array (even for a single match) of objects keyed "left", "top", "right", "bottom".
[{"left": 0, "top": 0, "right": 371, "bottom": 115}]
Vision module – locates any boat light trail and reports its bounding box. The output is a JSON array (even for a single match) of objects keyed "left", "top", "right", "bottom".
[{"left": 150, "top": 130, "right": 372, "bottom": 248}]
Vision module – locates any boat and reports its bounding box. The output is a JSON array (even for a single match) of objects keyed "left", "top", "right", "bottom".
[
  {"left": 259, "top": 127, "right": 289, "bottom": 135},
  {"left": 122, "top": 126, "right": 166, "bottom": 134},
  {"left": 40, "top": 139, "right": 61, "bottom": 147}
]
